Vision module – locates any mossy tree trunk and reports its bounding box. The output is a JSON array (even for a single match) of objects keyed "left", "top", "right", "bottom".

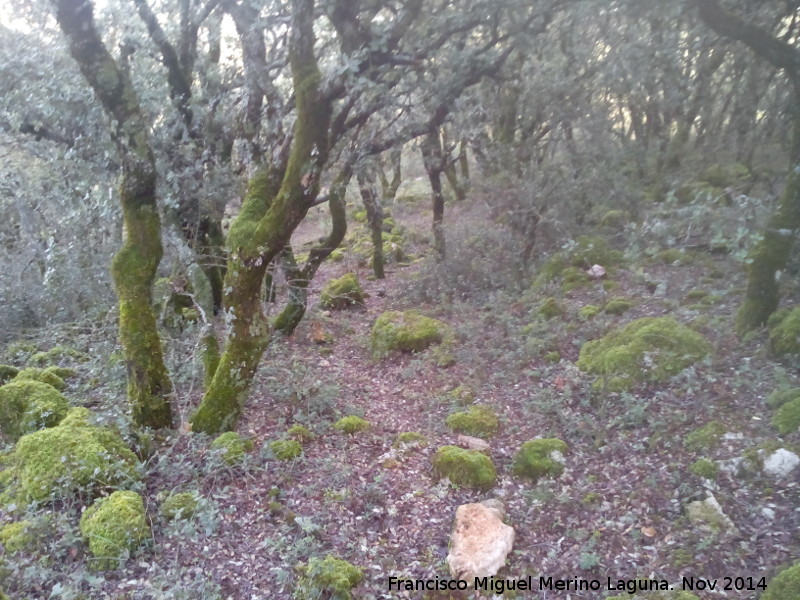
[
  {"left": 421, "top": 132, "right": 447, "bottom": 261},
  {"left": 377, "top": 148, "right": 402, "bottom": 203},
  {"left": 274, "top": 168, "right": 350, "bottom": 335},
  {"left": 53, "top": 0, "right": 173, "bottom": 429},
  {"left": 693, "top": 0, "right": 800, "bottom": 333},
  {"left": 357, "top": 168, "right": 385, "bottom": 279},
  {"left": 192, "top": 0, "right": 332, "bottom": 433}
]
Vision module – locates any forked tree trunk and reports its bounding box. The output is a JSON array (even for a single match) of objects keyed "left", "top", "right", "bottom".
[
  {"left": 53, "top": 0, "right": 173, "bottom": 428},
  {"left": 192, "top": 0, "right": 331, "bottom": 433}
]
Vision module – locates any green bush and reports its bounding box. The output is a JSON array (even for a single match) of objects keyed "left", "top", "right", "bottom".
[{"left": 761, "top": 563, "right": 800, "bottom": 600}]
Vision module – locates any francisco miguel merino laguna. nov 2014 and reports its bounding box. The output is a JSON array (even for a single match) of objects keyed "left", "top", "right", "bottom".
[{"left": 387, "top": 575, "right": 674, "bottom": 595}]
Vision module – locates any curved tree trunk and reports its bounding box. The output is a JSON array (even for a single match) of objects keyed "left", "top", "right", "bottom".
[
  {"left": 53, "top": 0, "right": 173, "bottom": 428},
  {"left": 274, "top": 169, "right": 350, "bottom": 335},
  {"left": 422, "top": 132, "right": 447, "bottom": 261},
  {"left": 192, "top": 0, "right": 332, "bottom": 433}
]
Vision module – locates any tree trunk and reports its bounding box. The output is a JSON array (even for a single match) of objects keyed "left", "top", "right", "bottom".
[
  {"left": 192, "top": 0, "right": 331, "bottom": 433},
  {"left": 693, "top": 0, "right": 800, "bottom": 333},
  {"left": 274, "top": 166, "right": 350, "bottom": 335},
  {"left": 357, "top": 169, "right": 385, "bottom": 279},
  {"left": 422, "top": 132, "right": 446, "bottom": 260},
  {"left": 53, "top": 0, "right": 173, "bottom": 428}
]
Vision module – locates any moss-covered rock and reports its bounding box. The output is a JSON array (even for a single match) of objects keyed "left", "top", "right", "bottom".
[
  {"left": 80, "top": 490, "right": 149, "bottom": 571},
  {"left": 767, "top": 387, "right": 800, "bottom": 409},
  {"left": 294, "top": 555, "right": 363, "bottom": 600},
  {"left": 11, "top": 407, "right": 140, "bottom": 502},
  {"left": 579, "top": 305, "right": 600, "bottom": 320},
  {"left": 513, "top": 438, "right": 568, "bottom": 482},
  {"left": 287, "top": 424, "right": 315, "bottom": 442},
  {"left": 761, "top": 563, "right": 800, "bottom": 600},
  {"left": 26, "top": 346, "right": 89, "bottom": 366},
  {"left": 0, "top": 520, "right": 35, "bottom": 554},
  {"left": 769, "top": 306, "right": 800, "bottom": 356},
  {"left": 0, "top": 380, "right": 69, "bottom": 441},
  {"left": 210, "top": 432, "right": 254, "bottom": 465},
  {"left": 604, "top": 298, "right": 633, "bottom": 315},
  {"left": 538, "top": 298, "right": 566, "bottom": 319},
  {"left": 160, "top": 491, "right": 199, "bottom": 521},
  {"left": 772, "top": 398, "right": 800, "bottom": 435},
  {"left": 684, "top": 421, "right": 727, "bottom": 452},
  {"left": 689, "top": 458, "right": 719, "bottom": 480},
  {"left": 319, "top": 273, "right": 366, "bottom": 310},
  {"left": 445, "top": 405, "right": 499, "bottom": 438},
  {"left": 577, "top": 317, "right": 712, "bottom": 390},
  {"left": 432, "top": 446, "right": 496, "bottom": 490},
  {"left": 13, "top": 367, "right": 66, "bottom": 391},
  {"left": 371, "top": 311, "right": 447, "bottom": 358},
  {"left": 0, "top": 365, "right": 19, "bottom": 384},
  {"left": 334, "top": 416, "right": 370, "bottom": 434},
  {"left": 700, "top": 162, "right": 750, "bottom": 188},
  {"left": 271, "top": 440, "right": 303, "bottom": 460},
  {"left": 448, "top": 385, "right": 476, "bottom": 405}
]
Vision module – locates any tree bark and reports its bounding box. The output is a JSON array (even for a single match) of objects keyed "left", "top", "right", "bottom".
[
  {"left": 53, "top": 0, "right": 173, "bottom": 428},
  {"left": 192, "top": 0, "right": 331, "bottom": 433},
  {"left": 692, "top": 0, "right": 800, "bottom": 333},
  {"left": 422, "top": 132, "right": 447, "bottom": 260},
  {"left": 357, "top": 168, "right": 385, "bottom": 279}
]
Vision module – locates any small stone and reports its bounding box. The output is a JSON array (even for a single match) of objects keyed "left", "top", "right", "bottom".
[
  {"left": 686, "top": 492, "right": 738, "bottom": 537},
  {"left": 457, "top": 434, "right": 490, "bottom": 452},
  {"left": 587, "top": 264, "right": 606, "bottom": 279},
  {"left": 762, "top": 507, "right": 776, "bottom": 520},
  {"left": 762, "top": 448, "right": 800, "bottom": 479},
  {"left": 447, "top": 501, "right": 515, "bottom": 581}
]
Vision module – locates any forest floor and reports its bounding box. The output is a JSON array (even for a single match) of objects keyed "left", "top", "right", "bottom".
[{"left": 3, "top": 186, "right": 800, "bottom": 600}]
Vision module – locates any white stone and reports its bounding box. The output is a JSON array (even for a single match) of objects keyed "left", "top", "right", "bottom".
[
  {"left": 587, "top": 264, "right": 606, "bottom": 279},
  {"left": 457, "top": 434, "right": 491, "bottom": 452},
  {"left": 763, "top": 448, "right": 800, "bottom": 479},
  {"left": 447, "top": 500, "right": 515, "bottom": 580}
]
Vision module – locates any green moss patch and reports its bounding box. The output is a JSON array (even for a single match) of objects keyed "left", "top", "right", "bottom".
[
  {"left": 767, "top": 387, "right": 800, "bottom": 409},
  {"left": 513, "top": 438, "right": 568, "bottom": 482},
  {"left": 684, "top": 421, "right": 727, "bottom": 452},
  {"left": 432, "top": 445, "right": 496, "bottom": 490},
  {"left": 11, "top": 408, "right": 140, "bottom": 502},
  {"left": 577, "top": 317, "right": 712, "bottom": 390},
  {"left": 689, "top": 458, "right": 719, "bottom": 480},
  {"left": 761, "top": 563, "right": 800, "bottom": 600},
  {"left": 445, "top": 405, "right": 499, "bottom": 438},
  {"left": 210, "top": 432, "right": 254, "bottom": 465},
  {"left": 604, "top": 298, "right": 633, "bottom": 315},
  {"left": 539, "top": 298, "right": 566, "bottom": 319},
  {"left": 579, "top": 305, "right": 600, "bottom": 320},
  {"left": 320, "top": 273, "right": 366, "bottom": 310},
  {"left": 287, "top": 424, "right": 314, "bottom": 442},
  {"left": 160, "top": 491, "right": 199, "bottom": 521},
  {"left": 769, "top": 306, "right": 800, "bottom": 356},
  {"left": 294, "top": 555, "right": 363, "bottom": 600},
  {"left": 271, "top": 440, "right": 303, "bottom": 460},
  {"left": 80, "top": 490, "right": 149, "bottom": 571},
  {"left": 772, "top": 398, "right": 800, "bottom": 435},
  {"left": 0, "top": 520, "right": 35, "bottom": 554},
  {"left": 0, "top": 380, "right": 69, "bottom": 441},
  {"left": 371, "top": 311, "right": 448, "bottom": 358},
  {"left": 334, "top": 416, "right": 370, "bottom": 434},
  {"left": 13, "top": 367, "right": 66, "bottom": 391}
]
